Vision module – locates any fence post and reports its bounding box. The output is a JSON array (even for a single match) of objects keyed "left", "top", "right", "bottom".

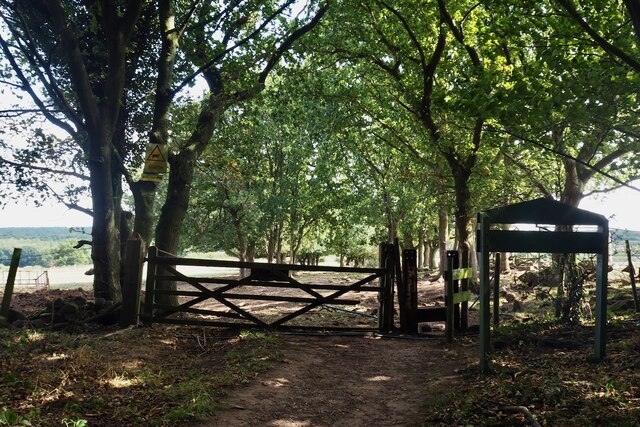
[
  {"left": 493, "top": 252, "right": 501, "bottom": 326},
  {"left": 401, "top": 249, "right": 418, "bottom": 334},
  {"left": 120, "top": 237, "right": 145, "bottom": 328},
  {"left": 446, "top": 253, "right": 455, "bottom": 343},
  {"left": 460, "top": 243, "right": 470, "bottom": 331},
  {"left": 625, "top": 240, "right": 639, "bottom": 312},
  {"left": 0, "top": 248, "right": 22, "bottom": 320},
  {"left": 143, "top": 246, "right": 158, "bottom": 326},
  {"left": 378, "top": 243, "right": 395, "bottom": 332}
]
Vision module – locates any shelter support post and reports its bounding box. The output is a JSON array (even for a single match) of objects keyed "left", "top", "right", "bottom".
[
  {"left": 479, "top": 214, "right": 491, "bottom": 373},
  {"left": 594, "top": 224, "right": 608, "bottom": 360}
]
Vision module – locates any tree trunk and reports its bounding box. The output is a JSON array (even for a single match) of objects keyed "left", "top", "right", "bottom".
[
  {"left": 452, "top": 168, "right": 473, "bottom": 254},
  {"left": 89, "top": 143, "right": 122, "bottom": 302},
  {"left": 418, "top": 229, "right": 425, "bottom": 270},
  {"left": 154, "top": 149, "right": 196, "bottom": 305},
  {"left": 428, "top": 241, "right": 438, "bottom": 270},
  {"left": 438, "top": 207, "right": 448, "bottom": 276}
]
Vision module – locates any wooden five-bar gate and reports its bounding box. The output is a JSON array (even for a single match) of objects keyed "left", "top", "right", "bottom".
[{"left": 139, "top": 245, "right": 395, "bottom": 332}]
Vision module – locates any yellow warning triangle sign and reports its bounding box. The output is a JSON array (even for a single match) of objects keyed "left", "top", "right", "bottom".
[
  {"left": 141, "top": 143, "right": 168, "bottom": 181},
  {"left": 147, "top": 145, "right": 166, "bottom": 162}
]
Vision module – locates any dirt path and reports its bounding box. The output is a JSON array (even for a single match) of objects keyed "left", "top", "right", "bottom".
[{"left": 196, "top": 334, "right": 476, "bottom": 427}]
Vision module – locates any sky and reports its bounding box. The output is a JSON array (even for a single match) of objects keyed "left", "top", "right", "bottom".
[{"left": 0, "top": 183, "right": 639, "bottom": 230}]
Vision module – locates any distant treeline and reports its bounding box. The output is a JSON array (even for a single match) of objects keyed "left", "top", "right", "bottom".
[
  {"left": 0, "top": 227, "right": 91, "bottom": 241},
  {"left": 0, "top": 227, "right": 92, "bottom": 267}
]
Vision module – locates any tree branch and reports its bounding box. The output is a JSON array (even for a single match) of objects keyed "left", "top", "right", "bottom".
[
  {"left": 502, "top": 150, "right": 554, "bottom": 199},
  {"left": 0, "top": 155, "right": 90, "bottom": 181},
  {"left": 174, "top": 0, "right": 297, "bottom": 95},
  {"left": 490, "top": 125, "right": 640, "bottom": 193},
  {"left": 555, "top": 0, "right": 640, "bottom": 73}
]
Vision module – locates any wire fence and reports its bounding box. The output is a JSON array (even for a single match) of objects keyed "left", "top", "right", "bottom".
[{"left": 0, "top": 270, "right": 49, "bottom": 289}]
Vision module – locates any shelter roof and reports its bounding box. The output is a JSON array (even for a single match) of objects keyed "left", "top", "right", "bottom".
[{"left": 483, "top": 197, "right": 608, "bottom": 226}]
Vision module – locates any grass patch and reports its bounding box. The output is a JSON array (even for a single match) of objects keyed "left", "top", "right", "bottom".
[{"left": 0, "top": 326, "right": 281, "bottom": 426}]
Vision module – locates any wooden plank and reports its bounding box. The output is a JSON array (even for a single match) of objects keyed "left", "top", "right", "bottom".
[
  {"left": 153, "top": 275, "right": 381, "bottom": 292},
  {"left": 417, "top": 307, "right": 446, "bottom": 322},
  {"left": 452, "top": 268, "right": 473, "bottom": 280},
  {"left": 148, "top": 254, "right": 383, "bottom": 274},
  {"left": 452, "top": 291, "right": 471, "bottom": 304},
  {"left": 209, "top": 293, "right": 361, "bottom": 305},
  {"left": 154, "top": 304, "right": 244, "bottom": 319},
  {"left": 487, "top": 230, "right": 603, "bottom": 253},
  {"left": 143, "top": 316, "right": 378, "bottom": 332},
  {"left": 120, "top": 238, "right": 144, "bottom": 328}
]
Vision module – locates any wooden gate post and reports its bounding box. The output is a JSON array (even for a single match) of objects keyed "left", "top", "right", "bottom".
[
  {"left": 143, "top": 246, "right": 158, "bottom": 326},
  {"left": 401, "top": 248, "right": 418, "bottom": 334},
  {"left": 460, "top": 243, "right": 470, "bottom": 331},
  {"left": 378, "top": 243, "right": 395, "bottom": 332},
  {"left": 446, "top": 250, "right": 460, "bottom": 330},
  {"left": 120, "top": 237, "right": 145, "bottom": 328},
  {"left": 446, "top": 254, "right": 455, "bottom": 343}
]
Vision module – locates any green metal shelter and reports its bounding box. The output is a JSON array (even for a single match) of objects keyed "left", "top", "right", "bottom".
[{"left": 477, "top": 198, "right": 609, "bottom": 373}]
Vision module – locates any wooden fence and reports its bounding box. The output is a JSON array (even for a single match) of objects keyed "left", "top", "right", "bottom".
[{"left": 137, "top": 244, "right": 395, "bottom": 332}]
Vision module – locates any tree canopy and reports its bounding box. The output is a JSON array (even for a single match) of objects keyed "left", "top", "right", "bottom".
[{"left": 1, "top": 0, "right": 639, "bottom": 297}]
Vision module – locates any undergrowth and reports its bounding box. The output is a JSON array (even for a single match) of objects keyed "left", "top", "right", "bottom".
[{"left": 0, "top": 326, "right": 281, "bottom": 426}]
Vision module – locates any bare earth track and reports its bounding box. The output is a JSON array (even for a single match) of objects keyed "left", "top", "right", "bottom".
[{"left": 195, "top": 334, "right": 475, "bottom": 427}]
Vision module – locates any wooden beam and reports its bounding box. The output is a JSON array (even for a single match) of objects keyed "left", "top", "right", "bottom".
[{"left": 487, "top": 230, "right": 603, "bottom": 253}]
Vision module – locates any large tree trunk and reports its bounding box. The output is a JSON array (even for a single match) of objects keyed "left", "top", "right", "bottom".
[
  {"left": 452, "top": 168, "right": 473, "bottom": 252},
  {"left": 89, "top": 143, "right": 122, "bottom": 302},
  {"left": 428, "top": 241, "right": 438, "bottom": 270}
]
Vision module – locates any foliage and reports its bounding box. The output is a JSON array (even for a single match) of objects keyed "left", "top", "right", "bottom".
[{"left": 0, "top": 228, "right": 91, "bottom": 267}]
